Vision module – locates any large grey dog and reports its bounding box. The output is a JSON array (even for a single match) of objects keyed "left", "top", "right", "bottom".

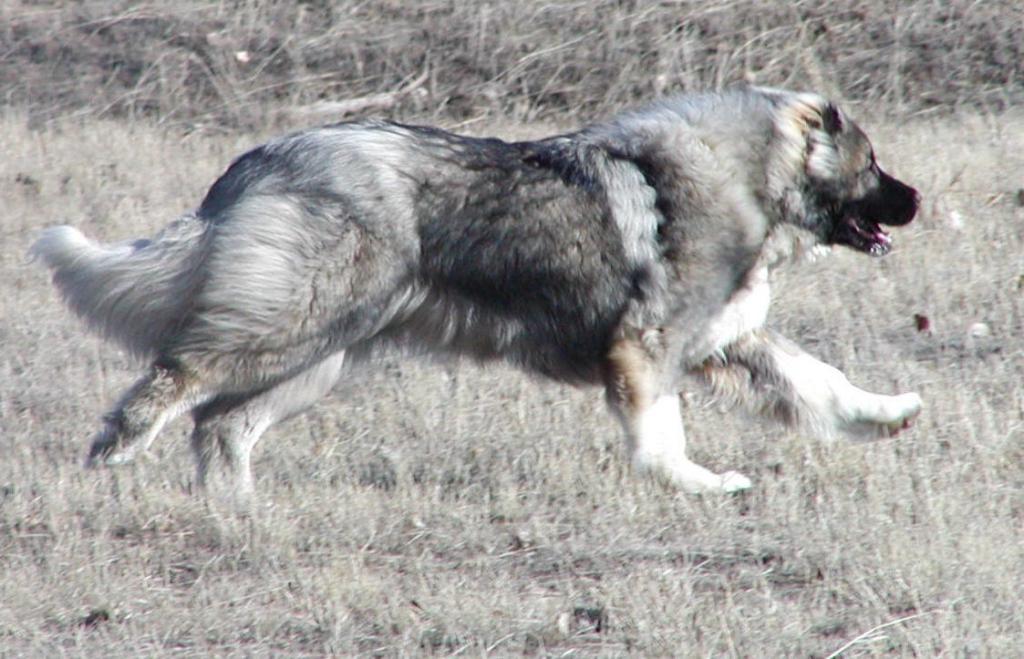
[{"left": 33, "top": 86, "right": 922, "bottom": 497}]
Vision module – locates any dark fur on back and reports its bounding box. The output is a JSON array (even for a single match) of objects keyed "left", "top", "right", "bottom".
[{"left": 402, "top": 130, "right": 644, "bottom": 381}]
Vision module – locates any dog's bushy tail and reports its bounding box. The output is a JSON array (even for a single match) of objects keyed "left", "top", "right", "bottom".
[{"left": 30, "top": 213, "right": 210, "bottom": 360}]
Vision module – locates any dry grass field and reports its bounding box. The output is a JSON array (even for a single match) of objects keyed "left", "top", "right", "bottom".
[{"left": 2, "top": 1, "right": 1024, "bottom": 656}]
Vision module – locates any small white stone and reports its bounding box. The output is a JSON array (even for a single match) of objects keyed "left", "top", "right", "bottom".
[{"left": 968, "top": 322, "right": 991, "bottom": 338}]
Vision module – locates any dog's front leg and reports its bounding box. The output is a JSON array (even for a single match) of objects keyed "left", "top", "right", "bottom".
[
  {"left": 605, "top": 337, "right": 752, "bottom": 494},
  {"left": 708, "top": 330, "right": 922, "bottom": 440}
]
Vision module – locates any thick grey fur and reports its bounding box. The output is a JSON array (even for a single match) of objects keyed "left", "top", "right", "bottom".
[{"left": 31, "top": 86, "right": 923, "bottom": 497}]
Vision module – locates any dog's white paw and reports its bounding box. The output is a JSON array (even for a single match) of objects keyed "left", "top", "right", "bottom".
[
  {"left": 636, "top": 454, "right": 752, "bottom": 494},
  {"left": 893, "top": 392, "right": 923, "bottom": 419},
  {"left": 85, "top": 439, "right": 137, "bottom": 468},
  {"left": 718, "top": 470, "right": 753, "bottom": 493},
  {"left": 884, "top": 392, "right": 922, "bottom": 434},
  {"left": 100, "top": 451, "right": 137, "bottom": 466},
  {"left": 674, "top": 468, "right": 752, "bottom": 495},
  {"left": 842, "top": 391, "right": 923, "bottom": 440},
  {"left": 871, "top": 392, "right": 922, "bottom": 437}
]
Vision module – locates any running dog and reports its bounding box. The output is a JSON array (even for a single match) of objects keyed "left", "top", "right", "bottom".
[{"left": 32, "top": 86, "right": 922, "bottom": 497}]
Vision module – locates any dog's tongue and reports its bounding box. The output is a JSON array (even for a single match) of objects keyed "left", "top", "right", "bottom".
[
  {"left": 868, "top": 232, "right": 891, "bottom": 256},
  {"left": 866, "top": 225, "right": 891, "bottom": 256},
  {"left": 873, "top": 227, "right": 892, "bottom": 247},
  {"left": 848, "top": 216, "right": 892, "bottom": 255},
  {"left": 851, "top": 218, "right": 885, "bottom": 239}
]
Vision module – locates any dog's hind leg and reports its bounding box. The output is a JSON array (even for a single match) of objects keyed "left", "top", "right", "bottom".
[
  {"left": 605, "top": 338, "right": 752, "bottom": 494},
  {"left": 87, "top": 361, "right": 205, "bottom": 467},
  {"left": 190, "top": 351, "right": 348, "bottom": 500},
  {"left": 704, "top": 329, "right": 922, "bottom": 440}
]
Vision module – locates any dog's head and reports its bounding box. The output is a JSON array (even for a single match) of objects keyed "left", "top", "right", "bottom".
[{"left": 771, "top": 92, "right": 919, "bottom": 256}]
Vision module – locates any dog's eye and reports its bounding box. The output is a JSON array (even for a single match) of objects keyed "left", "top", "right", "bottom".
[{"left": 860, "top": 152, "right": 878, "bottom": 177}]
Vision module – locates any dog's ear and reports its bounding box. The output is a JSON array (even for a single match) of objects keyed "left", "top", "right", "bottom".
[{"left": 820, "top": 103, "right": 843, "bottom": 135}]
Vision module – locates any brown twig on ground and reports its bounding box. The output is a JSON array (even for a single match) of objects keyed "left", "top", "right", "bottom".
[{"left": 289, "top": 67, "right": 430, "bottom": 120}]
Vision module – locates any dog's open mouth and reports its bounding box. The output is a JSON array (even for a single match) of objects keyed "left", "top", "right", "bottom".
[
  {"left": 831, "top": 172, "right": 918, "bottom": 257},
  {"left": 835, "top": 214, "right": 893, "bottom": 256}
]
